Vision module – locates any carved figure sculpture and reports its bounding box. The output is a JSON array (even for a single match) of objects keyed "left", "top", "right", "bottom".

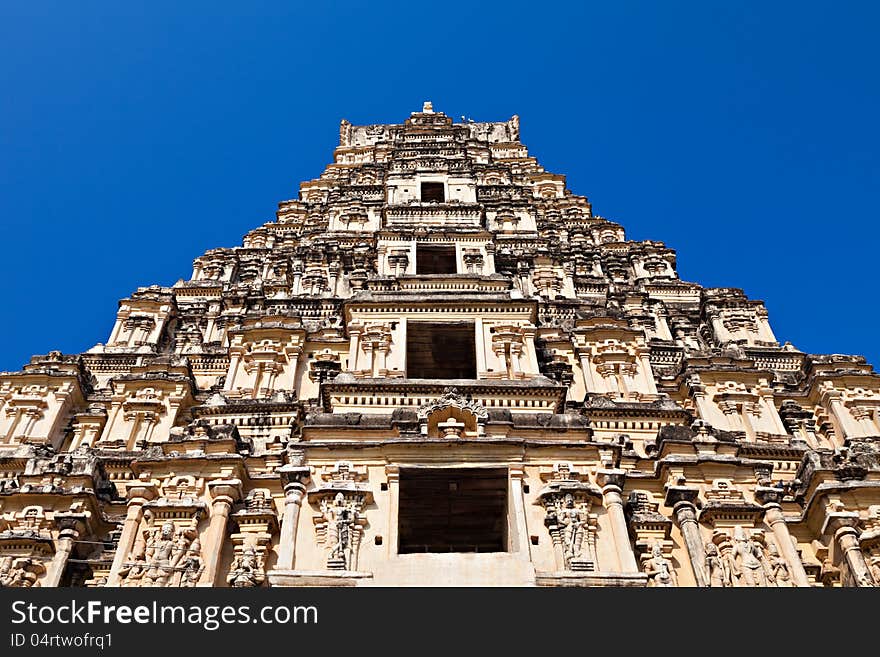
[
  {"left": 0, "top": 556, "right": 40, "bottom": 588},
  {"left": 178, "top": 538, "right": 204, "bottom": 587},
  {"left": 227, "top": 546, "right": 265, "bottom": 588},
  {"left": 321, "top": 492, "right": 356, "bottom": 569},
  {"left": 704, "top": 541, "right": 731, "bottom": 587},
  {"left": 643, "top": 542, "right": 677, "bottom": 587},
  {"left": 552, "top": 493, "right": 589, "bottom": 568},
  {"left": 766, "top": 541, "right": 792, "bottom": 587},
  {"left": 731, "top": 528, "right": 773, "bottom": 587}
]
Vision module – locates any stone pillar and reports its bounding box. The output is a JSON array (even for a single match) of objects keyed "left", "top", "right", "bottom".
[
  {"left": 636, "top": 347, "right": 658, "bottom": 394},
  {"left": 522, "top": 324, "right": 539, "bottom": 376},
  {"left": 596, "top": 469, "right": 638, "bottom": 572},
  {"left": 385, "top": 465, "right": 400, "bottom": 557},
  {"left": 347, "top": 324, "right": 362, "bottom": 373},
  {"left": 755, "top": 486, "right": 810, "bottom": 587},
  {"left": 199, "top": 479, "right": 242, "bottom": 586},
  {"left": 574, "top": 345, "right": 598, "bottom": 393},
  {"left": 475, "top": 319, "right": 486, "bottom": 376},
  {"left": 224, "top": 345, "right": 244, "bottom": 392},
  {"left": 508, "top": 466, "right": 531, "bottom": 561},
  {"left": 664, "top": 486, "right": 707, "bottom": 587},
  {"left": 106, "top": 481, "right": 158, "bottom": 586},
  {"left": 275, "top": 465, "right": 310, "bottom": 570},
  {"left": 825, "top": 513, "right": 874, "bottom": 587},
  {"left": 822, "top": 389, "right": 863, "bottom": 441},
  {"left": 44, "top": 514, "right": 87, "bottom": 588}
]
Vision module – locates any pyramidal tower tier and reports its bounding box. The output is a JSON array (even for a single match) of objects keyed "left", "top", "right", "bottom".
[{"left": 2, "top": 103, "right": 879, "bottom": 588}]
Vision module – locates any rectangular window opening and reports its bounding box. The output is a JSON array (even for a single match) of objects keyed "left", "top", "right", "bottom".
[
  {"left": 398, "top": 468, "right": 508, "bottom": 553},
  {"left": 406, "top": 322, "right": 476, "bottom": 379},
  {"left": 416, "top": 244, "right": 457, "bottom": 275},
  {"left": 420, "top": 181, "right": 445, "bottom": 202}
]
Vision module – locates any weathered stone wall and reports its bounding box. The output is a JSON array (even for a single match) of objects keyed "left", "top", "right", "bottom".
[{"left": 1, "top": 102, "right": 879, "bottom": 587}]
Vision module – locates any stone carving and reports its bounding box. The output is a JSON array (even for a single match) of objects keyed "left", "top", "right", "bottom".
[
  {"left": 704, "top": 541, "right": 732, "bottom": 587},
  {"left": 3, "top": 103, "right": 880, "bottom": 588},
  {"left": 120, "top": 516, "right": 200, "bottom": 588},
  {"left": 536, "top": 464, "right": 601, "bottom": 571},
  {"left": 766, "top": 541, "right": 793, "bottom": 587},
  {"left": 643, "top": 541, "right": 677, "bottom": 587},
  {"left": 227, "top": 546, "right": 265, "bottom": 588},
  {"left": 0, "top": 556, "right": 43, "bottom": 587},
  {"left": 310, "top": 462, "right": 371, "bottom": 571},
  {"left": 319, "top": 492, "right": 362, "bottom": 570},
  {"left": 728, "top": 527, "right": 773, "bottom": 587},
  {"left": 178, "top": 538, "right": 204, "bottom": 587}
]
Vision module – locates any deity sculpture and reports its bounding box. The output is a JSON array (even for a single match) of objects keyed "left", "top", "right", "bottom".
[
  {"left": 320, "top": 492, "right": 357, "bottom": 569},
  {"left": 643, "top": 542, "right": 677, "bottom": 587},
  {"left": 546, "top": 493, "right": 590, "bottom": 569},
  {"left": 730, "top": 527, "right": 773, "bottom": 587},
  {"left": 0, "top": 556, "right": 40, "bottom": 588},
  {"left": 178, "top": 538, "right": 204, "bottom": 587},
  {"left": 869, "top": 554, "right": 880, "bottom": 587},
  {"left": 121, "top": 518, "right": 199, "bottom": 587},
  {"left": 227, "top": 546, "right": 265, "bottom": 588},
  {"left": 704, "top": 541, "right": 731, "bottom": 587},
  {"left": 766, "top": 541, "right": 793, "bottom": 587}
]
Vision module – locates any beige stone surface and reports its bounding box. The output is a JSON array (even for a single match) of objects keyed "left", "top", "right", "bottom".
[{"left": 1, "top": 104, "right": 878, "bottom": 588}]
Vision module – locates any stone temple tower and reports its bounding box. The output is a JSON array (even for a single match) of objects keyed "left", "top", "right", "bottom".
[{"left": 2, "top": 103, "right": 880, "bottom": 588}]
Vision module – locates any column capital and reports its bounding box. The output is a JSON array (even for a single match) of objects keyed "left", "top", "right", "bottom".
[
  {"left": 54, "top": 512, "right": 88, "bottom": 539},
  {"left": 664, "top": 485, "right": 700, "bottom": 509},
  {"left": 126, "top": 481, "right": 158, "bottom": 504},
  {"left": 208, "top": 477, "right": 243, "bottom": 504},
  {"left": 279, "top": 464, "right": 311, "bottom": 490},
  {"left": 822, "top": 511, "right": 861, "bottom": 538},
  {"left": 596, "top": 468, "right": 627, "bottom": 491},
  {"left": 754, "top": 485, "right": 786, "bottom": 507}
]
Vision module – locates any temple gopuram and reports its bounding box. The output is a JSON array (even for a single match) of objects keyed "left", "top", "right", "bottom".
[{"left": 2, "top": 102, "right": 879, "bottom": 588}]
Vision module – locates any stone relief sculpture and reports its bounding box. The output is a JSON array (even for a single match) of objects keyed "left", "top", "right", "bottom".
[
  {"left": 5, "top": 104, "right": 880, "bottom": 588},
  {"left": 553, "top": 493, "right": 590, "bottom": 567},
  {"left": 704, "top": 541, "right": 732, "bottom": 587},
  {"left": 536, "top": 463, "right": 601, "bottom": 572},
  {"left": 643, "top": 541, "right": 677, "bottom": 587},
  {"left": 730, "top": 527, "right": 773, "bottom": 587},
  {"left": 120, "top": 516, "right": 200, "bottom": 587},
  {"left": 0, "top": 556, "right": 42, "bottom": 588},
  {"left": 178, "top": 538, "right": 204, "bottom": 587},
  {"left": 320, "top": 492, "right": 359, "bottom": 570},
  {"left": 766, "top": 541, "right": 793, "bottom": 587},
  {"left": 227, "top": 547, "right": 265, "bottom": 588}
]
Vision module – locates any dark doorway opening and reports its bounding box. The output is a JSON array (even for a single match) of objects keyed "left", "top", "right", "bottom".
[
  {"left": 398, "top": 468, "right": 508, "bottom": 553},
  {"left": 416, "top": 244, "right": 457, "bottom": 275},
  {"left": 420, "top": 181, "right": 445, "bottom": 202},
  {"left": 406, "top": 322, "right": 476, "bottom": 379}
]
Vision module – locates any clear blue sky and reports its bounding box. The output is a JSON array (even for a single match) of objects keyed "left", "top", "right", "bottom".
[{"left": 1, "top": 2, "right": 878, "bottom": 372}]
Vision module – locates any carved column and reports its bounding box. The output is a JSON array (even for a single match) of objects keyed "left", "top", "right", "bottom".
[
  {"left": 199, "top": 479, "right": 242, "bottom": 586},
  {"left": 44, "top": 513, "right": 86, "bottom": 587},
  {"left": 596, "top": 469, "right": 638, "bottom": 572},
  {"left": 508, "top": 466, "right": 531, "bottom": 561},
  {"left": 574, "top": 347, "right": 598, "bottom": 393},
  {"left": 825, "top": 513, "right": 874, "bottom": 587},
  {"left": 755, "top": 486, "right": 810, "bottom": 587},
  {"left": 107, "top": 481, "right": 158, "bottom": 586},
  {"left": 665, "top": 486, "right": 707, "bottom": 587},
  {"left": 275, "top": 465, "right": 310, "bottom": 570},
  {"left": 385, "top": 465, "right": 400, "bottom": 557}
]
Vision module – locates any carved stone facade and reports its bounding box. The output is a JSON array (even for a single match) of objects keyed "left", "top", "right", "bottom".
[{"left": 1, "top": 103, "right": 878, "bottom": 586}]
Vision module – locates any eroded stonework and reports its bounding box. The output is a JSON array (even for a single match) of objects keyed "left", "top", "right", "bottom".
[{"left": 2, "top": 103, "right": 879, "bottom": 587}]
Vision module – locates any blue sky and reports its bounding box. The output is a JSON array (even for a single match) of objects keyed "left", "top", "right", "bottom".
[{"left": 1, "top": 1, "right": 878, "bottom": 371}]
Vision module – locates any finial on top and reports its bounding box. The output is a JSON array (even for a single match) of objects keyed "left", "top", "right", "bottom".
[{"left": 422, "top": 101, "right": 433, "bottom": 113}]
